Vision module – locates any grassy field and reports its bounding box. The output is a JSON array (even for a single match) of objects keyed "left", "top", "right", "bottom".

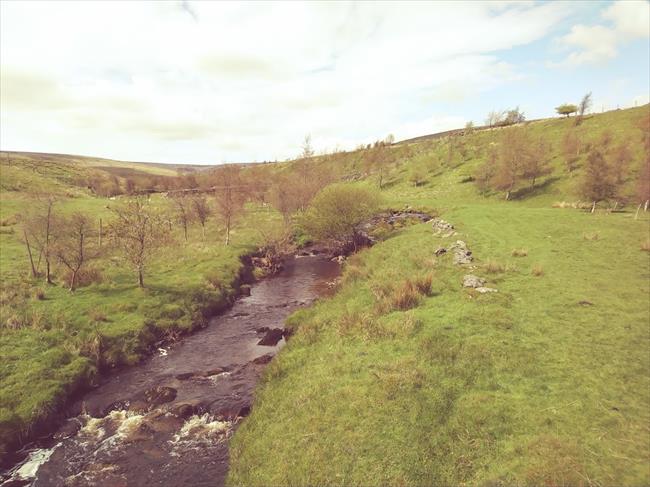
[{"left": 229, "top": 107, "right": 650, "bottom": 485}]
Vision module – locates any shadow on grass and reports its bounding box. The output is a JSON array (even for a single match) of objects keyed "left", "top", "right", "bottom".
[{"left": 511, "top": 176, "right": 562, "bottom": 200}]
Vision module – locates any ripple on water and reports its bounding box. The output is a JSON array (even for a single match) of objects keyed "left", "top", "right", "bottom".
[{"left": 169, "top": 414, "right": 231, "bottom": 455}]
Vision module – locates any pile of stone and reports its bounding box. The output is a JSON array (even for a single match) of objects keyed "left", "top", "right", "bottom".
[
  {"left": 462, "top": 274, "right": 497, "bottom": 294},
  {"left": 450, "top": 240, "right": 473, "bottom": 265},
  {"left": 431, "top": 218, "right": 455, "bottom": 236}
]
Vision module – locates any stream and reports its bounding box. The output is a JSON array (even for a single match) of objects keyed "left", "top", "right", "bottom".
[{"left": 1, "top": 254, "right": 340, "bottom": 487}]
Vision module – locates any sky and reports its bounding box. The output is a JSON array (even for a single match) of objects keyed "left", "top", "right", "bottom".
[{"left": 1, "top": 0, "right": 649, "bottom": 165}]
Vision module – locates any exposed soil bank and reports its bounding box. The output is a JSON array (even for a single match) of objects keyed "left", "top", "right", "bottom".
[{"left": 1, "top": 254, "right": 340, "bottom": 487}]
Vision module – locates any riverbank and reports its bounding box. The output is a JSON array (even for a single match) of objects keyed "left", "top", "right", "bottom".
[
  {"left": 2, "top": 254, "right": 340, "bottom": 486},
  {"left": 0, "top": 194, "right": 285, "bottom": 466}
]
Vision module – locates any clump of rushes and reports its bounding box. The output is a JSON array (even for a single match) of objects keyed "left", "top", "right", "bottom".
[
  {"left": 413, "top": 273, "right": 433, "bottom": 295},
  {"left": 531, "top": 264, "right": 544, "bottom": 276},
  {"left": 511, "top": 248, "right": 528, "bottom": 257},
  {"left": 379, "top": 274, "right": 435, "bottom": 312},
  {"left": 484, "top": 259, "right": 506, "bottom": 273}
]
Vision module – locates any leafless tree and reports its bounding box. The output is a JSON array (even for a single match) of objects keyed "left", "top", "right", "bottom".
[
  {"left": 268, "top": 174, "right": 299, "bottom": 226},
  {"left": 576, "top": 92, "right": 592, "bottom": 126},
  {"left": 23, "top": 195, "right": 57, "bottom": 283},
  {"left": 581, "top": 150, "right": 616, "bottom": 212},
  {"left": 212, "top": 165, "right": 246, "bottom": 245},
  {"left": 486, "top": 110, "right": 505, "bottom": 127},
  {"left": 109, "top": 197, "right": 168, "bottom": 287},
  {"left": 301, "top": 134, "right": 315, "bottom": 159},
  {"left": 53, "top": 212, "right": 100, "bottom": 291},
  {"left": 521, "top": 137, "right": 552, "bottom": 188},
  {"left": 170, "top": 193, "right": 192, "bottom": 241},
  {"left": 190, "top": 194, "right": 212, "bottom": 239}
]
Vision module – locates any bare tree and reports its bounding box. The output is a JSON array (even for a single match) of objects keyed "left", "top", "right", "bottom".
[
  {"left": 486, "top": 110, "right": 505, "bottom": 127},
  {"left": 109, "top": 197, "right": 167, "bottom": 287},
  {"left": 363, "top": 142, "right": 390, "bottom": 189},
  {"left": 492, "top": 128, "right": 529, "bottom": 199},
  {"left": 581, "top": 150, "right": 616, "bottom": 212},
  {"left": 521, "top": 137, "right": 552, "bottom": 188},
  {"left": 23, "top": 195, "right": 57, "bottom": 283},
  {"left": 170, "top": 193, "right": 192, "bottom": 241},
  {"left": 475, "top": 146, "right": 498, "bottom": 194},
  {"left": 268, "top": 173, "right": 300, "bottom": 226},
  {"left": 301, "top": 134, "right": 315, "bottom": 159},
  {"left": 576, "top": 92, "right": 592, "bottom": 125},
  {"left": 191, "top": 194, "right": 212, "bottom": 239},
  {"left": 53, "top": 212, "right": 100, "bottom": 291},
  {"left": 212, "top": 165, "right": 246, "bottom": 245}
]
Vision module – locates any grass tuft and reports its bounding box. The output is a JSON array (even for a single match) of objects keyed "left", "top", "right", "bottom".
[
  {"left": 531, "top": 263, "right": 545, "bottom": 276},
  {"left": 511, "top": 248, "right": 528, "bottom": 257},
  {"left": 483, "top": 259, "right": 506, "bottom": 273},
  {"left": 641, "top": 239, "right": 650, "bottom": 252},
  {"left": 412, "top": 273, "right": 434, "bottom": 296}
]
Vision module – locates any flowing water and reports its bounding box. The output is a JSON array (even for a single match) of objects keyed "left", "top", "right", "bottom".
[{"left": 1, "top": 254, "right": 340, "bottom": 487}]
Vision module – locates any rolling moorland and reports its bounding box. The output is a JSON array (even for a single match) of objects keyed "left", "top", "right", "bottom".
[{"left": 1, "top": 105, "right": 649, "bottom": 485}]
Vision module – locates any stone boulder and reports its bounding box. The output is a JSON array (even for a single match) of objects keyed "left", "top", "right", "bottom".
[
  {"left": 475, "top": 287, "right": 498, "bottom": 294},
  {"left": 431, "top": 218, "right": 454, "bottom": 233},
  {"left": 257, "top": 328, "right": 284, "bottom": 346},
  {"left": 451, "top": 240, "right": 473, "bottom": 264},
  {"left": 462, "top": 274, "right": 486, "bottom": 288}
]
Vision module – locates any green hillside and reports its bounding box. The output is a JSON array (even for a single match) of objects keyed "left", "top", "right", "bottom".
[
  {"left": 228, "top": 106, "right": 650, "bottom": 486},
  {"left": 0, "top": 106, "right": 649, "bottom": 484}
]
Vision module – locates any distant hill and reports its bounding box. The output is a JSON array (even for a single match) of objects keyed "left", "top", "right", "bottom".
[{"left": 0, "top": 151, "right": 217, "bottom": 196}]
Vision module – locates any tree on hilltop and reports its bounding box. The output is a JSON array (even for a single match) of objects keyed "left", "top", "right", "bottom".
[{"left": 556, "top": 103, "right": 578, "bottom": 117}]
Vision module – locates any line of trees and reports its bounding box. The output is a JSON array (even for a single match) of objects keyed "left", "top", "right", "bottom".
[
  {"left": 474, "top": 111, "right": 648, "bottom": 210},
  {"left": 18, "top": 137, "right": 343, "bottom": 290},
  {"left": 474, "top": 127, "right": 551, "bottom": 199}
]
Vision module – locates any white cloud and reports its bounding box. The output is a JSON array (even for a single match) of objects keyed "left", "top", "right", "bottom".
[
  {"left": 0, "top": 1, "right": 573, "bottom": 163},
  {"left": 556, "top": 0, "right": 649, "bottom": 67},
  {"left": 603, "top": 0, "right": 650, "bottom": 38},
  {"left": 559, "top": 25, "right": 619, "bottom": 65}
]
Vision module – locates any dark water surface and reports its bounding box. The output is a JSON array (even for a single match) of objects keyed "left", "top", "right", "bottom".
[{"left": 1, "top": 255, "right": 340, "bottom": 487}]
